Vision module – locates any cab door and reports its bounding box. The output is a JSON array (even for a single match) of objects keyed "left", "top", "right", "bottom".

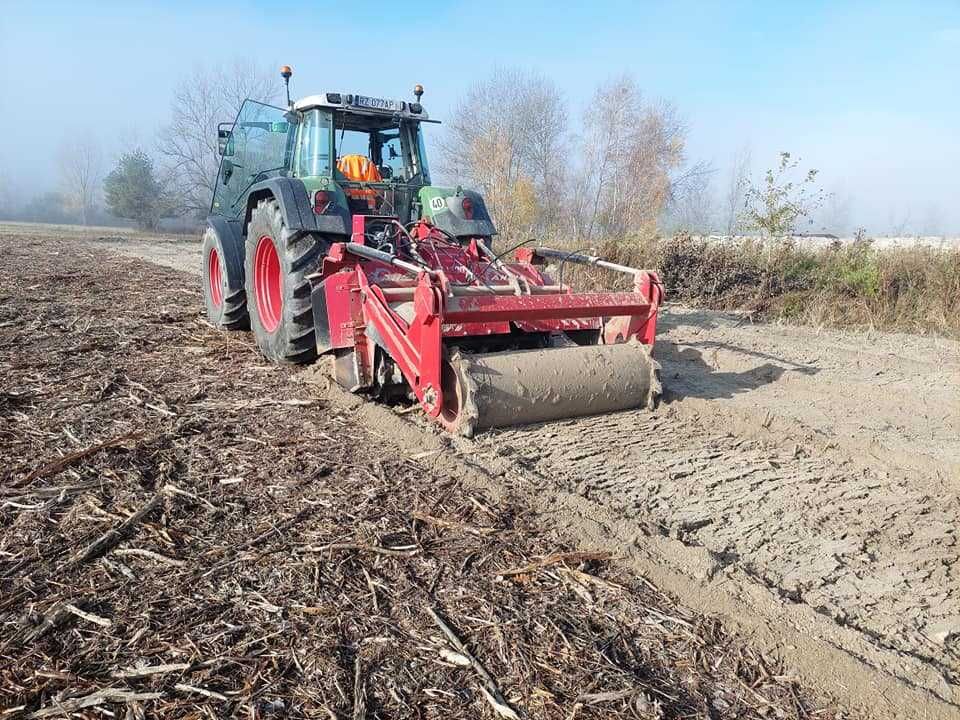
[{"left": 211, "top": 100, "right": 294, "bottom": 218}]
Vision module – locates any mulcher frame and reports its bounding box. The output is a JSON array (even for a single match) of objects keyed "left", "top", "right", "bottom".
[{"left": 310, "top": 216, "right": 663, "bottom": 425}]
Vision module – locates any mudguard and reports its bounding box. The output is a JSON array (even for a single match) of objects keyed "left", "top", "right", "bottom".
[
  {"left": 419, "top": 187, "right": 497, "bottom": 238},
  {"left": 243, "top": 176, "right": 351, "bottom": 238}
]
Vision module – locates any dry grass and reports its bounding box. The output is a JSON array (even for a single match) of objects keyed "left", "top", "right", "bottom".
[{"left": 559, "top": 234, "right": 960, "bottom": 337}]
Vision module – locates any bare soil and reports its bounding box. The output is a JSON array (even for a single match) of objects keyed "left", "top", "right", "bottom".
[
  {"left": 0, "top": 236, "right": 843, "bottom": 719},
  {"left": 510, "top": 307, "right": 960, "bottom": 680},
  {"left": 3, "top": 224, "right": 959, "bottom": 719},
  {"left": 463, "top": 309, "right": 960, "bottom": 714}
]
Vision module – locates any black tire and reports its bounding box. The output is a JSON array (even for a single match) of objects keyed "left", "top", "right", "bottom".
[
  {"left": 244, "top": 198, "right": 328, "bottom": 363},
  {"left": 202, "top": 226, "right": 249, "bottom": 330}
]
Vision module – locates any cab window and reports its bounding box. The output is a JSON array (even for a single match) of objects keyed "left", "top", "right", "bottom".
[
  {"left": 378, "top": 132, "right": 404, "bottom": 180},
  {"left": 212, "top": 100, "right": 292, "bottom": 217},
  {"left": 335, "top": 129, "right": 374, "bottom": 161},
  {"left": 415, "top": 124, "right": 431, "bottom": 184},
  {"left": 331, "top": 113, "right": 427, "bottom": 184},
  {"left": 294, "top": 109, "right": 333, "bottom": 177}
]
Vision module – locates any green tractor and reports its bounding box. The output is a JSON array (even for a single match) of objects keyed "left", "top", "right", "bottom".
[
  {"left": 203, "top": 66, "right": 662, "bottom": 436},
  {"left": 203, "top": 67, "right": 494, "bottom": 362}
]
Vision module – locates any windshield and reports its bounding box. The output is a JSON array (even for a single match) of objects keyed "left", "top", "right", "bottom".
[
  {"left": 416, "top": 124, "right": 431, "bottom": 184},
  {"left": 331, "top": 112, "right": 428, "bottom": 185}
]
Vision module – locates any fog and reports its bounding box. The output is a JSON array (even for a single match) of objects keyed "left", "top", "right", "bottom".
[{"left": 1, "top": 1, "right": 958, "bottom": 234}]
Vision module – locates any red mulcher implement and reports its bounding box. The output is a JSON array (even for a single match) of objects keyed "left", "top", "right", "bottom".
[
  {"left": 312, "top": 217, "right": 662, "bottom": 436},
  {"left": 203, "top": 68, "right": 663, "bottom": 436}
]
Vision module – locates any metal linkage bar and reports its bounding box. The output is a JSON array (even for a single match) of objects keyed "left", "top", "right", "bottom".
[
  {"left": 379, "top": 284, "right": 565, "bottom": 301},
  {"left": 344, "top": 242, "right": 430, "bottom": 276},
  {"left": 531, "top": 247, "right": 640, "bottom": 276}
]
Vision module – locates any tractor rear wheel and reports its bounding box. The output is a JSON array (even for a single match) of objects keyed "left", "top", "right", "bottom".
[
  {"left": 202, "top": 227, "right": 248, "bottom": 330},
  {"left": 244, "top": 198, "right": 329, "bottom": 363}
]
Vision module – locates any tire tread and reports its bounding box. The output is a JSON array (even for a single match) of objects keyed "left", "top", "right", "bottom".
[
  {"left": 244, "top": 198, "right": 329, "bottom": 363},
  {"left": 202, "top": 227, "right": 249, "bottom": 330}
]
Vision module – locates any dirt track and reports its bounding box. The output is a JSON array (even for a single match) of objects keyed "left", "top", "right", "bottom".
[{"left": 4, "top": 224, "right": 960, "bottom": 718}]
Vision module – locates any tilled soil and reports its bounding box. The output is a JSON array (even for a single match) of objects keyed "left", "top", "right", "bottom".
[
  {"left": 656, "top": 308, "right": 960, "bottom": 483},
  {"left": 461, "top": 316, "right": 960, "bottom": 711},
  {"left": 0, "top": 237, "right": 843, "bottom": 718},
  {"left": 472, "top": 408, "right": 960, "bottom": 686}
]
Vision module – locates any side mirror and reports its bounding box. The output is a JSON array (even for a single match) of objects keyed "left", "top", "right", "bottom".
[{"left": 217, "top": 123, "right": 234, "bottom": 156}]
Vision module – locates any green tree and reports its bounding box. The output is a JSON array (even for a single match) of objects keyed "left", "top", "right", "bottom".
[
  {"left": 103, "top": 150, "right": 169, "bottom": 230},
  {"left": 741, "top": 152, "right": 826, "bottom": 237}
]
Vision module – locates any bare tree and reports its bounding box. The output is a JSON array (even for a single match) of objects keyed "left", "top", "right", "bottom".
[
  {"left": 57, "top": 132, "right": 102, "bottom": 225},
  {"left": 438, "top": 68, "right": 568, "bottom": 240},
  {"left": 723, "top": 145, "right": 751, "bottom": 235},
  {"left": 572, "top": 76, "right": 689, "bottom": 242},
  {"left": 440, "top": 71, "right": 710, "bottom": 243},
  {"left": 815, "top": 188, "right": 852, "bottom": 236},
  {"left": 157, "top": 60, "right": 278, "bottom": 218},
  {"left": 664, "top": 169, "right": 716, "bottom": 235}
]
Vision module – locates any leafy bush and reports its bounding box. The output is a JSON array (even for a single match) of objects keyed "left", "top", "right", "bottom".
[
  {"left": 103, "top": 150, "right": 172, "bottom": 230},
  {"left": 741, "top": 152, "right": 827, "bottom": 236},
  {"left": 817, "top": 240, "right": 880, "bottom": 298}
]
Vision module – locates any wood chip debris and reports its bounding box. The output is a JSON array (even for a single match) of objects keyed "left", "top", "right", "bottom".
[{"left": 0, "top": 238, "right": 843, "bottom": 719}]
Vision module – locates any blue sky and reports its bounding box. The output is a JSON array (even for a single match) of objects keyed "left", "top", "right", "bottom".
[{"left": 1, "top": 0, "right": 958, "bottom": 232}]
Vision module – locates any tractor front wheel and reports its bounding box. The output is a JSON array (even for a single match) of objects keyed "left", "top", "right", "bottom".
[{"left": 244, "top": 198, "right": 328, "bottom": 363}]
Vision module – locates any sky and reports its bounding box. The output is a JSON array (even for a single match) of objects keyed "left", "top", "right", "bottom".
[{"left": 1, "top": 0, "right": 958, "bottom": 233}]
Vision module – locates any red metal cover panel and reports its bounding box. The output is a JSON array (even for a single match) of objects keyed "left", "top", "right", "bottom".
[{"left": 444, "top": 292, "right": 652, "bottom": 324}]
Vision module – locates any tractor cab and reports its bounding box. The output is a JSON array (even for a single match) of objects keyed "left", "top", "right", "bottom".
[
  {"left": 294, "top": 93, "right": 432, "bottom": 222},
  {"left": 212, "top": 84, "right": 496, "bottom": 243}
]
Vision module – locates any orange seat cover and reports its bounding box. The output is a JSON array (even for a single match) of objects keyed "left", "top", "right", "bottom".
[
  {"left": 337, "top": 154, "right": 382, "bottom": 183},
  {"left": 337, "top": 155, "right": 382, "bottom": 209}
]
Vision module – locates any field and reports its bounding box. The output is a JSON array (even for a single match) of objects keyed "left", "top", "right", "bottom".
[{"left": 2, "top": 224, "right": 960, "bottom": 719}]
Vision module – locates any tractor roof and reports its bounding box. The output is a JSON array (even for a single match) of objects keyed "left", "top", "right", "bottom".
[{"left": 294, "top": 93, "right": 434, "bottom": 122}]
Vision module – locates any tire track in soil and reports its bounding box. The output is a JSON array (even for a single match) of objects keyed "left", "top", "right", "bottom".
[{"left": 468, "top": 407, "right": 960, "bottom": 698}]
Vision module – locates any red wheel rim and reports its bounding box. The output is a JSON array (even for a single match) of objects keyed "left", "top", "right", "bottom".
[
  {"left": 208, "top": 247, "right": 223, "bottom": 307},
  {"left": 254, "top": 235, "right": 282, "bottom": 332}
]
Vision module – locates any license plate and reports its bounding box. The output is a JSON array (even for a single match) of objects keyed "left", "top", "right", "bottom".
[{"left": 354, "top": 95, "right": 398, "bottom": 111}]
